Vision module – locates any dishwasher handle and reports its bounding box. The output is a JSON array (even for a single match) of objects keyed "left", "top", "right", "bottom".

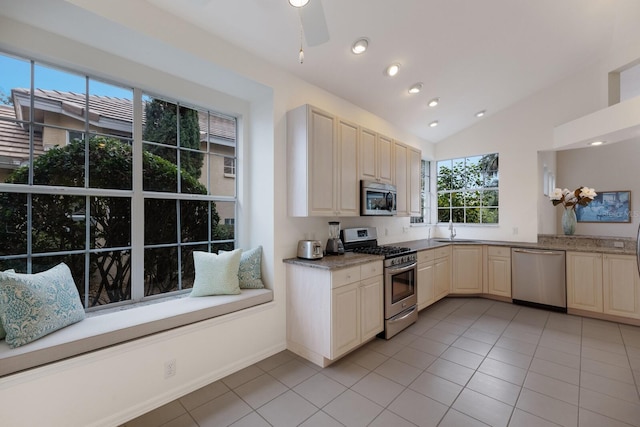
[{"left": 512, "top": 248, "right": 564, "bottom": 256}]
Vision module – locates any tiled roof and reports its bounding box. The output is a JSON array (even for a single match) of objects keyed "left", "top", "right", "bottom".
[
  {"left": 0, "top": 105, "right": 43, "bottom": 167},
  {"left": 11, "top": 88, "right": 236, "bottom": 142}
]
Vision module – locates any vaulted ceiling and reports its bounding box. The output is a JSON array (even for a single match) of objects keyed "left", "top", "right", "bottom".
[{"left": 148, "top": 0, "right": 624, "bottom": 143}]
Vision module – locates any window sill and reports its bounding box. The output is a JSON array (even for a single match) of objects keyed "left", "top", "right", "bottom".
[{"left": 0, "top": 288, "right": 273, "bottom": 377}]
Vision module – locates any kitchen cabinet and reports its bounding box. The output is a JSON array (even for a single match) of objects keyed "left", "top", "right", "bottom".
[
  {"left": 566, "top": 251, "right": 603, "bottom": 312},
  {"left": 359, "top": 127, "right": 393, "bottom": 184},
  {"left": 394, "top": 141, "right": 408, "bottom": 215},
  {"left": 287, "top": 105, "right": 358, "bottom": 217},
  {"left": 486, "top": 246, "right": 511, "bottom": 298},
  {"left": 434, "top": 247, "right": 452, "bottom": 301},
  {"left": 602, "top": 254, "right": 640, "bottom": 319},
  {"left": 286, "top": 260, "right": 383, "bottom": 367},
  {"left": 393, "top": 141, "right": 422, "bottom": 217},
  {"left": 451, "top": 245, "right": 483, "bottom": 294},
  {"left": 417, "top": 246, "right": 451, "bottom": 310}
]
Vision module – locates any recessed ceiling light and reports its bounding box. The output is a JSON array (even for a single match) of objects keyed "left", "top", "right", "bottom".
[
  {"left": 475, "top": 110, "right": 486, "bottom": 118},
  {"left": 428, "top": 98, "right": 439, "bottom": 107},
  {"left": 289, "top": 0, "right": 309, "bottom": 7},
  {"left": 384, "top": 63, "right": 400, "bottom": 77},
  {"left": 429, "top": 120, "right": 439, "bottom": 128},
  {"left": 351, "top": 38, "right": 369, "bottom": 54},
  {"left": 589, "top": 140, "right": 605, "bottom": 146},
  {"left": 408, "top": 83, "right": 423, "bottom": 94}
]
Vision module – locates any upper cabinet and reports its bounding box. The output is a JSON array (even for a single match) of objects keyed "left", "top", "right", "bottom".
[
  {"left": 359, "top": 127, "right": 393, "bottom": 184},
  {"left": 394, "top": 141, "right": 422, "bottom": 217},
  {"left": 287, "top": 104, "right": 421, "bottom": 217},
  {"left": 287, "top": 105, "right": 358, "bottom": 217}
]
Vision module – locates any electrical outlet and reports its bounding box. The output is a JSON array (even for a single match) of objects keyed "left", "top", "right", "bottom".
[
  {"left": 512, "top": 227, "right": 518, "bottom": 235},
  {"left": 613, "top": 241, "right": 624, "bottom": 248},
  {"left": 164, "top": 358, "right": 176, "bottom": 378}
]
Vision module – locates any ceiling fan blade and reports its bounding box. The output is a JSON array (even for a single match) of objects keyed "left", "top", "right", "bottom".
[{"left": 299, "top": 0, "right": 330, "bottom": 46}]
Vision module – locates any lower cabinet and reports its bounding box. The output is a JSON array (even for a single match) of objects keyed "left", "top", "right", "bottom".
[
  {"left": 451, "top": 245, "right": 483, "bottom": 294},
  {"left": 567, "top": 251, "right": 603, "bottom": 312},
  {"left": 603, "top": 254, "right": 640, "bottom": 319},
  {"left": 417, "top": 246, "right": 451, "bottom": 311},
  {"left": 486, "top": 246, "right": 511, "bottom": 298},
  {"left": 567, "top": 251, "right": 640, "bottom": 320},
  {"left": 286, "top": 260, "right": 383, "bottom": 367}
]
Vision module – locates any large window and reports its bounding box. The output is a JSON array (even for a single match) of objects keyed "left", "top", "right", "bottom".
[
  {"left": 0, "top": 51, "right": 237, "bottom": 310},
  {"left": 410, "top": 160, "right": 430, "bottom": 224},
  {"left": 437, "top": 154, "right": 498, "bottom": 224}
]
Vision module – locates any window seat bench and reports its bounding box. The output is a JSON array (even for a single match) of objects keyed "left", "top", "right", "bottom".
[{"left": 0, "top": 288, "right": 273, "bottom": 377}]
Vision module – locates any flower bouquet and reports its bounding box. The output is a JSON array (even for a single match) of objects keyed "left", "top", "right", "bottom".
[{"left": 549, "top": 187, "right": 597, "bottom": 235}]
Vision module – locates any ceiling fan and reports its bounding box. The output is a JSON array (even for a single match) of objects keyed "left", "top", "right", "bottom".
[{"left": 289, "top": 0, "right": 330, "bottom": 47}]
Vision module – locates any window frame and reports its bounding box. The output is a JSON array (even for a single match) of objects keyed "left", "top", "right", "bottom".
[
  {"left": 436, "top": 154, "right": 499, "bottom": 225},
  {"left": 0, "top": 52, "right": 239, "bottom": 311},
  {"left": 410, "top": 159, "right": 431, "bottom": 224}
]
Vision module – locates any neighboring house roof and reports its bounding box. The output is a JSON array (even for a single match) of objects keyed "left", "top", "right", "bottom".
[
  {"left": 0, "top": 104, "right": 43, "bottom": 169},
  {"left": 0, "top": 89, "right": 236, "bottom": 169}
]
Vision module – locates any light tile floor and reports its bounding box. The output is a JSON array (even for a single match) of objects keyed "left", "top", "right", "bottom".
[{"left": 122, "top": 298, "right": 640, "bottom": 427}]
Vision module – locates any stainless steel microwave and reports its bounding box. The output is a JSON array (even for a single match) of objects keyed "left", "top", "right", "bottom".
[{"left": 361, "top": 180, "right": 397, "bottom": 216}]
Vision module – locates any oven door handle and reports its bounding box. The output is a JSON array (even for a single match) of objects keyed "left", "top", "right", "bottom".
[
  {"left": 388, "top": 306, "right": 418, "bottom": 324},
  {"left": 386, "top": 262, "right": 417, "bottom": 274}
]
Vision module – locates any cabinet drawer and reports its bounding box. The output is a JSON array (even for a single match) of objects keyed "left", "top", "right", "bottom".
[
  {"left": 418, "top": 249, "right": 435, "bottom": 263},
  {"left": 361, "top": 261, "right": 383, "bottom": 280},
  {"left": 488, "top": 246, "right": 510, "bottom": 257},
  {"left": 332, "top": 266, "right": 361, "bottom": 288},
  {"left": 433, "top": 246, "right": 451, "bottom": 259}
]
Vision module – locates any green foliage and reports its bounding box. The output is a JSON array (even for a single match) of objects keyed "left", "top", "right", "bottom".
[
  {"left": 143, "top": 99, "right": 204, "bottom": 180},
  {"left": 436, "top": 154, "right": 499, "bottom": 224},
  {"left": 0, "top": 136, "right": 219, "bottom": 306}
]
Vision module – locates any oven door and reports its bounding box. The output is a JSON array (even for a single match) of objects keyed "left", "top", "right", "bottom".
[{"left": 384, "top": 261, "right": 418, "bottom": 319}]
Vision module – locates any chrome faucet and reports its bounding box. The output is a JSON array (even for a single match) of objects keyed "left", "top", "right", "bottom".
[{"left": 448, "top": 220, "right": 456, "bottom": 240}]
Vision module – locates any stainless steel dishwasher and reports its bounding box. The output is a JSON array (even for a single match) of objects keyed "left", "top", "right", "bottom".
[{"left": 511, "top": 248, "right": 566, "bottom": 312}]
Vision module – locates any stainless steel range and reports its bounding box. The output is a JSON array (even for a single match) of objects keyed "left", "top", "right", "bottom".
[{"left": 342, "top": 227, "right": 418, "bottom": 339}]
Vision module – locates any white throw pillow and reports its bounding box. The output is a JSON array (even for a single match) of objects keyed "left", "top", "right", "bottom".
[{"left": 190, "top": 249, "right": 242, "bottom": 297}]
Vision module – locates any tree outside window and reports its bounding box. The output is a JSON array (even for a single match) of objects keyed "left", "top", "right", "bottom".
[{"left": 437, "top": 153, "right": 499, "bottom": 224}]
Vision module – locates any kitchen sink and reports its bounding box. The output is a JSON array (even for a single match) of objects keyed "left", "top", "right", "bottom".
[{"left": 433, "top": 238, "right": 477, "bottom": 243}]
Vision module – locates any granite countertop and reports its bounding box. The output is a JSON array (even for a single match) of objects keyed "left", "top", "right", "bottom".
[
  {"left": 283, "top": 252, "right": 384, "bottom": 270},
  {"left": 284, "top": 235, "right": 637, "bottom": 270}
]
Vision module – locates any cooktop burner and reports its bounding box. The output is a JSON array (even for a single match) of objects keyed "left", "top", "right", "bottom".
[{"left": 352, "top": 246, "right": 412, "bottom": 256}]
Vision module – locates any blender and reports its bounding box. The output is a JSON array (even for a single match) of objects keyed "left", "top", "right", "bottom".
[{"left": 326, "top": 221, "right": 345, "bottom": 255}]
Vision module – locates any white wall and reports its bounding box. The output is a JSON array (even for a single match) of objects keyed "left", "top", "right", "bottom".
[
  {"left": 0, "top": 1, "right": 434, "bottom": 425},
  {"left": 556, "top": 138, "right": 640, "bottom": 237},
  {"left": 434, "top": 62, "right": 606, "bottom": 242}
]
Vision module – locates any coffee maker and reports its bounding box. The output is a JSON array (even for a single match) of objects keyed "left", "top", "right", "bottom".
[{"left": 326, "top": 221, "right": 345, "bottom": 255}]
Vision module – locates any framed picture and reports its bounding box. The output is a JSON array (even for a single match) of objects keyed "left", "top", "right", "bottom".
[{"left": 576, "top": 190, "right": 631, "bottom": 223}]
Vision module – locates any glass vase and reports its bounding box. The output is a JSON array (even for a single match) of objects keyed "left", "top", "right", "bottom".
[{"left": 562, "top": 207, "right": 577, "bottom": 235}]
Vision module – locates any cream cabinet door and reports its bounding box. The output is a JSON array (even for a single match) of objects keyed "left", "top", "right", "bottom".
[
  {"left": 336, "top": 118, "right": 359, "bottom": 216},
  {"left": 452, "top": 245, "right": 483, "bottom": 293},
  {"left": 434, "top": 252, "right": 451, "bottom": 301},
  {"left": 359, "top": 127, "right": 377, "bottom": 182},
  {"left": 360, "top": 275, "right": 384, "bottom": 341},
  {"left": 378, "top": 134, "right": 393, "bottom": 184},
  {"left": 487, "top": 246, "right": 511, "bottom": 298},
  {"left": 394, "top": 141, "right": 408, "bottom": 216},
  {"left": 566, "top": 251, "right": 603, "bottom": 312},
  {"left": 603, "top": 254, "right": 640, "bottom": 319},
  {"left": 308, "top": 107, "right": 336, "bottom": 215},
  {"left": 418, "top": 261, "right": 435, "bottom": 310},
  {"left": 331, "top": 281, "right": 360, "bottom": 358}
]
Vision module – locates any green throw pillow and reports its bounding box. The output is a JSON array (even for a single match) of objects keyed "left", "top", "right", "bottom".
[
  {"left": 221, "top": 246, "right": 265, "bottom": 289},
  {"left": 190, "top": 249, "right": 242, "bottom": 297},
  {"left": 238, "top": 246, "right": 265, "bottom": 289},
  {"left": 0, "top": 263, "right": 85, "bottom": 348},
  {"left": 0, "top": 269, "right": 14, "bottom": 340}
]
